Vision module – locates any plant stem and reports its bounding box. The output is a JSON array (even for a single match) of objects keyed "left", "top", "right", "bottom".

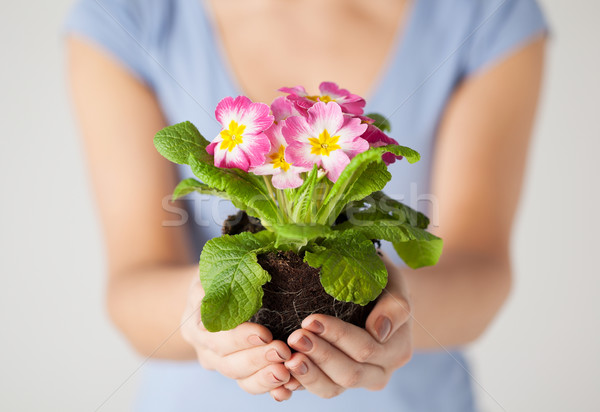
[
  {"left": 276, "top": 189, "right": 290, "bottom": 223},
  {"left": 263, "top": 176, "right": 284, "bottom": 223}
]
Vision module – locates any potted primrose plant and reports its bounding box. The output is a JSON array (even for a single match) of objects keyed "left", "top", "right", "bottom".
[{"left": 154, "top": 82, "right": 443, "bottom": 341}]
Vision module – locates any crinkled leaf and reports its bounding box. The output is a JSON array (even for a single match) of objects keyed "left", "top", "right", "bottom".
[
  {"left": 334, "top": 220, "right": 443, "bottom": 269},
  {"left": 364, "top": 112, "right": 391, "bottom": 133},
  {"left": 290, "top": 166, "right": 320, "bottom": 223},
  {"left": 270, "top": 223, "right": 332, "bottom": 243},
  {"left": 188, "top": 155, "right": 279, "bottom": 225},
  {"left": 304, "top": 231, "right": 387, "bottom": 305},
  {"left": 172, "top": 178, "right": 230, "bottom": 201},
  {"left": 343, "top": 191, "right": 430, "bottom": 229},
  {"left": 154, "top": 121, "right": 211, "bottom": 164},
  {"left": 200, "top": 231, "right": 275, "bottom": 332},
  {"left": 317, "top": 145, "right": 420, "bottom": 224},
  {"left": 393, "top": 226, "right": 443, "bottom": 269}
]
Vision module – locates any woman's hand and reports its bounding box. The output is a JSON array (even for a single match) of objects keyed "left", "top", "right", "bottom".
[
  {"left": 181, "top": 279, "right": 298, "bottom": 399},
  {"left": 284, "top": 256, "right": 412, "bottom": 398}
]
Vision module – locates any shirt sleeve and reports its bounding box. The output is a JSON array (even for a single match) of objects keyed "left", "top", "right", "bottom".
[
  {"left": 63, "top": 0, "right": 154, "bottom": 87},
  {"left": 463, "top": 0, "right": 549, "bottom": 76}
]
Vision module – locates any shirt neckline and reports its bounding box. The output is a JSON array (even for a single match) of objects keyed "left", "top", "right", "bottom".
[{"left": 197, "top": 0, "right": 419, "bottom": 106}]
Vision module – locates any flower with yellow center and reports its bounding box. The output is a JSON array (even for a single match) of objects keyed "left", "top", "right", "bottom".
[
  {"left": 269, "top": 145, "right": 291, "bottom": 171},
  {"left": 306, "top": 94, "right": 334, "bottom": 103},
  {"left": 219, "top": 120, "right": 246, "bottom": 152},
  {"left": 308, "top": 129, "right": 341, "bottom": 156}
]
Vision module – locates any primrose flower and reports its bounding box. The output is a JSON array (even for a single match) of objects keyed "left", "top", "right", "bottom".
[
  {"left": 284, "top": 101, "right": 368, "bottom": 182},
  {"left": 250, "top": 121, "right": 312, "bottom": 189},
  {"left": 358, "top": 116, "right": 403, "bottom": 165},
  {"left": 279, "top": 82, "right": 366, "bottom": 116},
  {"left": 207, "top": 96, "right": 274, "bottom": 171},
  {"left": 270, "top": 96, "right": 301, "bottom": 123}
]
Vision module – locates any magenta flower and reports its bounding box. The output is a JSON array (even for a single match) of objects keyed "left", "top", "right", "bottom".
[
  {"left": 279, "top": 82, "right": 366, "bottom": 116},
  {"left": 357, "top": 115, "right": 403, "bottom": 165},
  {"left": 206, "top": 96, "right": 274, "bottom": 171},
  {"left": 283, "top": 102, "right": 368, "bottom": 182},
  {"left": 270, "top": 96, "right": 301, "bottom": 123},
  {"left": 250, "top": 121, "right": 312, "bottom": 189}
]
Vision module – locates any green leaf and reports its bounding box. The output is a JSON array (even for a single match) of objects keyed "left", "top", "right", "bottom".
[
  {"left": 200, "top": 232, "right": 275, "bottom": 332},
  {"left": 343, "top": 191, "right": 430, "bottom": 229},
  {"left": 393, "top": 226, "right": 443, "bottom": 269},
  {"left": 290, "top": 166, "right": 320, "bottom": 222},
  {"left": 316, "top": 145, "right": 420, "bottom": 224},
  {"left": 304, "top": 231, "right": 387, "bottom": 305},
  {"left": 364, "top": 112, "right": 391, "bottom": 133},
  {"left": 188, "top": 155, "right": 280, "bottom": 225},
  {"left": 270, "top": 223, "right": 332, "bottom": 242},
  {"left": 172, "top": 178, "right": 230, "bottom": 201},
  {"left": 334, "top": 220, "right": 443, "bottom": 269},
  {"left": 154, "top": 121, "right": 211, "bottom": 164}
]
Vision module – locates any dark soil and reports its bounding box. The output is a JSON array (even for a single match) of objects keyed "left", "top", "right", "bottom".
[
  {"left": 222, "top": 210, "right": 265, "bottom": 235},
  {"left": 222, "top": 211, "right": 376, "bottom": 342},
  {"left": 252, "top": 251, "right": 376, "bottom": 342}
]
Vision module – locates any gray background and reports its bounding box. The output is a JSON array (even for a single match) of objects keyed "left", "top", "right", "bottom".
[{"left": 1, "top": 1, "right": 598, "bottom": 410}]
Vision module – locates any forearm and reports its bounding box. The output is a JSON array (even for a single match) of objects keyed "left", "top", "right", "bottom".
[
  {"left": 405, "top": 251, "right": 511, "bottom": 349},
  {"left": 107, "top": 264, "right": 198, "bottom": 360}
]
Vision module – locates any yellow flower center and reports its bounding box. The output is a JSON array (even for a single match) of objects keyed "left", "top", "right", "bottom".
[
  {"left": 269, "top": 145, "right": 291, "bottom": 171},
  {"left": 219, "top": 120, "right": 246, "bottom": 152},
  {"left": 306, "top": 94, "right": 334, "bottom": 103},
  {"left": 308, "top": 129, "right": 341, "bottom": 156}
]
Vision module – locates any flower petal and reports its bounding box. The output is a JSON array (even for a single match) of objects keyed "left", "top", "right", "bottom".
[
  {"left": 320, "top": 150, "right": 350, "bottom": 182},
  {"left": 271, "top": 97, "right": 300, "bottom": 122},
  {"left": 307, "top": 102, "right": 344, "bottom": 137},
  {"left": 335, "top": 116, "right": 369, "bottom": 157},
  {"left": 264, "top": 121, "right": 287, "bottom": 150},
  {"left": 215, "top": 95, "right": 251, "bottom": 126},
  {"left": 272, "top": 170, "right": 305, "bottom": 189},
  {"left": 214, "top": 144, "right": 250, "bottom": 171},
  {"left": 206, "top": 139, "right": 220, "bottom": 155},
  {"left": 278, "top": 86, "right": 308, "bottom": 96},
  {"left": 318, "top": 81, "right": 349, "bottom": 99},
  {"left": 239, "top": 102, "right": 274, "bottom": 136},
  {"left": 238, "top": 133, "right": 271, "bottom": 167},
  {"left": 215, "top": 96, "right": 273, "bottom": 136}
]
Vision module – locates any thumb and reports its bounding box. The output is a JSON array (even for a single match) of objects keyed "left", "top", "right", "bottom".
[{"left": 366, "top": 259, "right": 411, "bottom": 344}]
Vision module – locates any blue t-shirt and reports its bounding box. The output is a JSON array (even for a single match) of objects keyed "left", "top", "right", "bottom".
[{"left": 64, "top": 0, "right": 548, "bottom": 410}]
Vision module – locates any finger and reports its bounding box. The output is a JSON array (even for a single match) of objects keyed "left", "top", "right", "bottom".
[
  {"left": 216, "top": 340, "right": 291, "bottom": 379},
  {"left": 288, "top": 330, "right": 386, "bottom": 390},
  {"left": 270, "top": 386, "right": 292, "bottom": 402},
  {"left": 301, "top": 314, "right": 386, "bottom": 365},
  {"left": 237, "top": 363, "right": 290, "bottom": 395},
  {"left": 283, "top": 376, "right": 303, "bottom": 391},
  {"left": 285, "top": 352, "right": 345, "bottom": 399},
  {"left": 197, "top": 322, "right": 274, "bottom": 356},
  {"left": 378, "top": 320, "right": 413, "bottom": 369},
  {"left": 365, "top": 267, "right": 411, "bottom": 344}
]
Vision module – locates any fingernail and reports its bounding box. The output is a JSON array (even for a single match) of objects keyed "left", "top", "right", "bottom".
[
  {"left": 305, "top": 320, "right": 324, "bottom": 334},
  {"left": 292, "top": 335, "right": 313, "bottom": 352},
  {"left": 271, "top": 372, "right": 284, "bottom": 383},
  {"left": 273, "top": 395, "right": 282, "bottom": 402},
  {"left": 248, "top": 335, "right": 267, "bottom": 346},
  {"left": 292, "top": 361, "right": 308, "bottom": 375},
  {"left": 266, "top": 348, "right": 286, "bottom": 362},
  {"left": 375, "top": 316, "right": 392, "bottom": 343}
]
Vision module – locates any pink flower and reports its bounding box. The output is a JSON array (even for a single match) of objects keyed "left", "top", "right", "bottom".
[
  {"left": 250, "top": 122, "right": 312, "bottom": 189},
  {"left": 283, "top": 102, "right": 368, "bottom": 182},
  {"left": 206, "top": 96, "right": 274, "bottom": 171},
  {"left": 279, "top": 82, "right": 366, "bottom": 116},
  {"left": 270, "top": 96, "right": 301, "bottom": 123},
  {"left": 358, "top": 115, "right": 403, "bottom": 165}
]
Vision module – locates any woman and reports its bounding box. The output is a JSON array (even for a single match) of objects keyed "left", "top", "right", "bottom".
[{"left": 65, "top": 0, "right": 547, "bottom": 410}]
